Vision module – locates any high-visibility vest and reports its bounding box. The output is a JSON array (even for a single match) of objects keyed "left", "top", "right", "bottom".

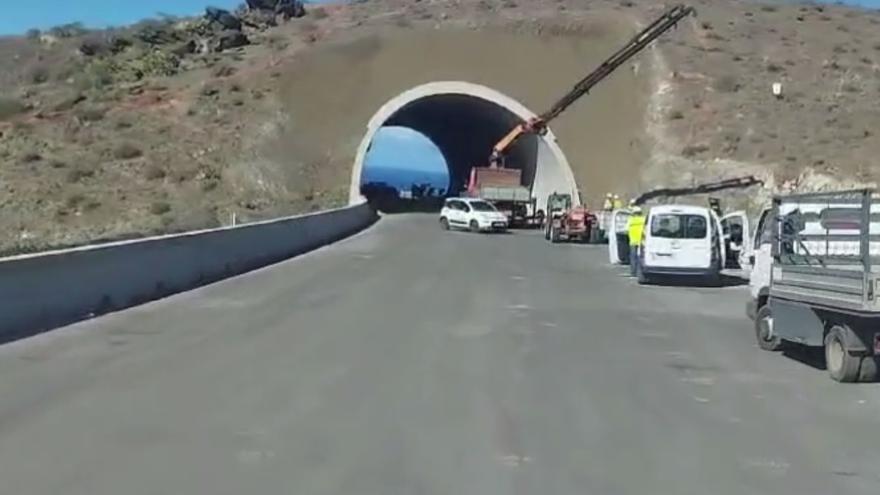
[
  {"left": 613, "top": 199, "right": 624, "bottom": 209},
  {"left": 627, "top": 215, "right": 646, "bottom": 246}
]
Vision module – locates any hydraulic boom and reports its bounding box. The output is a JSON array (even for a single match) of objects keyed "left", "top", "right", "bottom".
[
  {"left": 632, "top": 175, "right": 763, "bottom": 206},
  {"left": 488, "top": 4, "right": 696, "bottom": 166}
]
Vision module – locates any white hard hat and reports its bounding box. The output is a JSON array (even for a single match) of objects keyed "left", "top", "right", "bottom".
[
  {"left": 613, "top": 194, "right": 620, "bottom": 199},
  {"left": 631, "top": 206, "right": 642, "bottom": 214}
]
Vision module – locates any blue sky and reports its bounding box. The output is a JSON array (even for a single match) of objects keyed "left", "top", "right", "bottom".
[
  {"left": 0, "top": 0, "right": 340, "bottom": 34},
  {"left": 3, "top": 0, "right": 879, "bottom": 34},
  {"left": 361, "top": 127, "right": 449, "bottom": 192}
]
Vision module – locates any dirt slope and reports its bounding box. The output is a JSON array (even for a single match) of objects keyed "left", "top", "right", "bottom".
[{"left": 1, "top": 0, "right": 879, "bottom": 253}]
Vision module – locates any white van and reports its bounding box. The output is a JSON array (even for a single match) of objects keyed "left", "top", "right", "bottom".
[{"left": 638, "top": 204, "right": 736, "bottom": 284}]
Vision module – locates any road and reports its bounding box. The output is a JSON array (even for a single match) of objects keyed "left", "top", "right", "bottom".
[{"left": 1, "top": 214, "right": 879, "bottom": 494}]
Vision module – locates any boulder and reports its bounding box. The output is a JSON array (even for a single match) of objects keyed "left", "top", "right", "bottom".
[
  {"left": 215, "top": 30, "right": 250, "bottom": 52},
  {"left": 246, "top": 0, "right": 306, "bottom": 18},
  {"left": 278, "top": 0, "right": 306, "bottom": 18},
  {"left": 205, "top": 7, "right": 243, "bottom": 31}
]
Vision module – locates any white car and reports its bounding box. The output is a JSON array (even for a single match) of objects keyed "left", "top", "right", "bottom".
[{"left": 440, "top": 198, "right": 509, "bottom": 232}]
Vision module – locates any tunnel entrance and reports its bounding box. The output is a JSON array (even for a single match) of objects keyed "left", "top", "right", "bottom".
[{"left": 351, "top": 82, "right": 578, "bottom": 210}]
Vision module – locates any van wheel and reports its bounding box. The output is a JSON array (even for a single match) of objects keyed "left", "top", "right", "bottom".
[
  {"left": 636, "top": 263, "right": 651, "bottom": 285},
  {"left": 755, "top": 305, "right": 783, "bottom": 351},
  {"left": 440, "top": 217, "right": 449, "bottom": 230},
  {"left": 825, "top": 326, "right": 861, "bottom": 383},
  {"left": 469, "top": 220, "right": 480, "bottom": 233}
]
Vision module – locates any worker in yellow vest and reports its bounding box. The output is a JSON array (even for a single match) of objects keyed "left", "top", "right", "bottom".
[
  {"left": 612, "top": 194, "right": 624, "bottom": 210},
  {"left": 627, "top": 206, "right": 646, "bottom": 276}
]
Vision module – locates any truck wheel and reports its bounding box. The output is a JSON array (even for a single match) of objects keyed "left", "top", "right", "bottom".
[
  {"left": 469, "top": 220, "right": 480, "bottom": 233},
  {"left": 825, "top": 326, "right": 861, "bottom": 383},
  {"left": 550, "top": 225, "right": 560, "bottom": 243},
  {"left": 754, "top": 305, "right": 783, "bottom": 351},
  {"left": 589, "top": 227, "right": 600, "bottom": 244},
  {"left": 440, "top": 217, "right": 450, "bottom": 230},
  {"left": 544, "top": 225, "right": 551, "bottom": 241}
]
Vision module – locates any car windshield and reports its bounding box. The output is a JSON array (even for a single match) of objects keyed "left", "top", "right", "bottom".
[
  {"left": 651, "top": 213, "right": 707, "bottom": 239},
  {"left": 471, "top": 201, "right": 497, "bottom": 212}
]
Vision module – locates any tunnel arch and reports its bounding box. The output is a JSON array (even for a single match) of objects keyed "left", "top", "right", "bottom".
[{"left": 350, "top": 81, "right": 579, "bottom": 206}]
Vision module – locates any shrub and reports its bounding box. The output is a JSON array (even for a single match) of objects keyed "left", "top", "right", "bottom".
[
  {"left": 150, "top": 201, "right": 171, "bottom": 215},
  {"left": 21, "top": 152, "right": 42, "bottom": 163},
  {"left": 144, "top": 165, "right": 166, "bottom": 180},
  {"left": 714, "top": 74, "right": 740, "bottom": 93},
  {"left": 760, "top": 5, "right": 778, "bottom": 13},
  {"left": 75, "top": 106, "right": 106, "bottom": 122},
  {"left": 766, "top": 62, "right": 784, "bottom": 73},
  {"left": 66, "top": 167, "right": 95, "bottom": 183},
  {"left": 114, "top": 143, "right": 143, "bottom": 160},
  {"left": 669, "top": 110, "right": 685, "bottom": 120},
  {"left": 65, "top": 193, "right": 86, "bottom": 208},
  {"left": 682, "top": 144, "right": 710, "bottom": 157},
  {"left": 30, "top": 65, "right": 50, "bottom": 84},
  {"left": 0, "top": 97, "right": 28, "bottom": 121},
  {"left": 49, "top": 22, "right": 87, "bottom": 38}
]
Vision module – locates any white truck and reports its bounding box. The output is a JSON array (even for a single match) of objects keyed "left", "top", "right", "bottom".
[{"left": 745, "top": 189, "right": 880, "bottom": 382}]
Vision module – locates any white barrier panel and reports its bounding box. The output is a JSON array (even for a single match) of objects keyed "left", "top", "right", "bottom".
[{"left": 0, "top": 202, "right": 378, "bottom": 343}]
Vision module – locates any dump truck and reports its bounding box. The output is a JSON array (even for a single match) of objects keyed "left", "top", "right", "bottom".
[
  {"left": 465, "top": 167, "right": 538, "bottom": 227},
  {"left": 746, "top": 189, "right": 880, "bottom": 382}
]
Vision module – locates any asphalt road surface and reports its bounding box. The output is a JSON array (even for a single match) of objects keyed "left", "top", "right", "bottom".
[{"left": 1, "top": 214, "right": 879, "bottom": 495}]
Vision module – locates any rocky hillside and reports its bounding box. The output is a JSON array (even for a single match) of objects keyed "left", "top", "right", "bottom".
[{"left": 1, "top": 0, "right": 879, "bottom": 254}]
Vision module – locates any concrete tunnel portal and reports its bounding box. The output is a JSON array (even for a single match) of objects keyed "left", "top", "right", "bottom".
[{"left": 350, "top": 82, "right": 579, "bottom": 207}]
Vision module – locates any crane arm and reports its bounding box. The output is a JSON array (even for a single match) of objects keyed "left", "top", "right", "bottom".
[
  {"left": 489, "top": 4, "right": 695, "bottom": 160},
  {"left": 632, "top": 176, "right": 763, "bottom": 206}
]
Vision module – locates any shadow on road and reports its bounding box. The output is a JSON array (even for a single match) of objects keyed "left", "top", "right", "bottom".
[
  {"left": 645, "top": 274, "right": 748, "bottom": 289},
  {"left": 781, "top": 344, "right": 826, "bottom": 371}
]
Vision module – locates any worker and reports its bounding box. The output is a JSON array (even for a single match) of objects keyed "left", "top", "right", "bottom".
[
  {"left": 603, "top": 193, "right": 614, "bottom": 211},
  {"left": 613, "top": 194, "right": 624, "bottom": 210},
  {"left": 627, "top": 205, "right": 646, "bottom": 277}
]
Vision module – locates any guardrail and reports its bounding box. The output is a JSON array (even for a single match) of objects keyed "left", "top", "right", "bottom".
[{"left": 0, "top": 202, "right": 378, "bottom": 344}]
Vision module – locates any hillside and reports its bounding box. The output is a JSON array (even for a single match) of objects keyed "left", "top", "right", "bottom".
[{"left": 1, "top": 0, "right": 879, "bottom": 253}]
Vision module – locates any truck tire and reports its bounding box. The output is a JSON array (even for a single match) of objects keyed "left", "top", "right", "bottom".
[
  {"left": 825, "top": 326, "right": 861, "bottom": 383},
  {"left": 550, "top": 225, "right": 560, "bottom": 243},
  {"left": 469, "top": 220, "right": 480, "bottom": 233},
  {"left": 589, "top": 226, "right": 600, "bottom": 244},
  {"left": 754, "top": 305, "right": 783, "bottom": 351},
  {"left": 440, "top": 217, "right": 450, "bottom": 230},
  {"left": 544, "top": 225, "right": 551, "bottom": 241}
]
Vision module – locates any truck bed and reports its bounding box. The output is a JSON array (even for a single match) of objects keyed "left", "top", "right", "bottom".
[{"left": 770, "top": 189, "right": 880, "bottom": 314}]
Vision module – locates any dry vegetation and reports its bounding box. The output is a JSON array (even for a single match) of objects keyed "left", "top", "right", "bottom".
[{"left": 1, "top": 0, "right": 879, "bottom": 253}]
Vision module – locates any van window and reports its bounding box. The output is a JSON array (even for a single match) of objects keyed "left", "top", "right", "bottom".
[{"left": 650, "top": 214, "right": 708, "bottom": 239}]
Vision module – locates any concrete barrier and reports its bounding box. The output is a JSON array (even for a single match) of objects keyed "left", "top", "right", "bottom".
[{"left": 0, "top": 202, "right": 378, "bottom": 343}]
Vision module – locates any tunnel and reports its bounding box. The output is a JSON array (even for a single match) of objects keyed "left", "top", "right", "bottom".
[{"left": 350, "top": 82, "right": 579, "bottom": 206}]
